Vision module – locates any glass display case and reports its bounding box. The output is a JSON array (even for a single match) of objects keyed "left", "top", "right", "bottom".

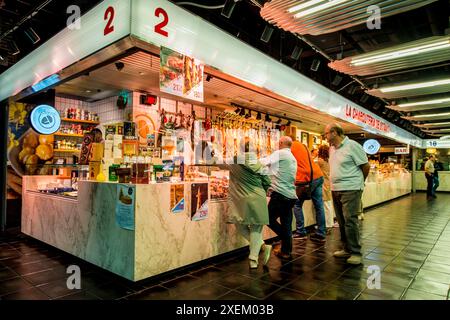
[{"left": 367, "top": 160, "right": 409, "bottom": 183}]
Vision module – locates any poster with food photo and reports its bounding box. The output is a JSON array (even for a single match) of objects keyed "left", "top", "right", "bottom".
[
  {"left": 209, "top": 170, "right": 229, "bottom": 201},
  {"left": 170, "top": 184, "right": 185, "bottom": 214},
  {"left": 191, "top": 183, "right": 208, "bottom": 221},
  {"left": 160, "top": 46, "right": 204, "bottom": 102}
]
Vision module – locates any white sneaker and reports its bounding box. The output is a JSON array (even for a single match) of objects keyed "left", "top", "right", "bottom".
[
  {"left": 333, "top": 250, "right": 352, "bottom": 258},
  {"left": 249, "top": 259, "right": 258, "bottom": 269}
]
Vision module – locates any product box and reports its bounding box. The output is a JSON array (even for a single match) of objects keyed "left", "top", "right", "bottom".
[
  {"left": 124, "top": 121, "right": 136, "bottom": 138},
  {"left": 89, "top": 143, "right": 104, "bottom": 162},
  {"left": 89, "top": 162, "right": 101, "bottom": 181}
]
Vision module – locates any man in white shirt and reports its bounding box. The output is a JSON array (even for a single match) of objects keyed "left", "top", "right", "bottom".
[
  {"left": 324, "top": 123, "right": 370, "bottom": 265},
  {"left": 260, "top": 136, "right": 298, "bottom": 259},
  {"left": 424, "top": 155, "right": 436, "bottom": 200}
]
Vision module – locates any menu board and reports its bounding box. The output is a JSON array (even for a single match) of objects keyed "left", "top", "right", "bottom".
[{"left": 160, "top": 47, "right": 204, "bottom": 102}]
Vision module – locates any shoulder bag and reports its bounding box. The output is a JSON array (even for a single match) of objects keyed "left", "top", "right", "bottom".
[{"left": 295, "top": 144, "right": 313, "bottom": 200}]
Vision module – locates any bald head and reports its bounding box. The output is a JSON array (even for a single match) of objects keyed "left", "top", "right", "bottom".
[{"left": 279, "top": 136, "right": 293, "bottom": 149}]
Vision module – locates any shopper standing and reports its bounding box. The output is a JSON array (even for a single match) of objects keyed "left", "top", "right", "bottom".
[
  {"left": 291, "top": 139, "right": 327, "bottom": 243},
  {"left": 324, "top": 123, "right": 370, "bottom": 265},
  {"left": 226, "top": 139, "right": 272, "bottom": 269},
  {"left": 317, "top": 145, "right": 335, "bottom": 231},
  {"left": 260, "top": 136, "right": 298, "bottom": 259},
  {"left": 433, "top": 157, "right": 443, "bottom": 197},
  {"left": 425, "top": 154, "right": 436, "bottom": 200}
]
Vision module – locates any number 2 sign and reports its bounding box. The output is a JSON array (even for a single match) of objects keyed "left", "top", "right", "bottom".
[{"left": 103, "top": 5, "right": 169, "bottom": 38}]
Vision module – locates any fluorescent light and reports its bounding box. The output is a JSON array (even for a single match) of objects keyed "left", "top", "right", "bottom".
[
  {"left": 292, "top": 0, "right": 350, "bottom": 18},
  {"left": 288, "top": 0, "right": 323, "bottom": 13},
  {"left": 412, "top": 112, "right": 450, "bottom": 118},
  {"left": 380, "top": 79, "right": 450, "bottom": 93},
  {"left": 352, "top": 41, "right": 450, "bottom": 66},
  {"left": 398, "top": 97, "right": 450, "bottom": 108},
  {"left": 422, "top": 122, "right": 450, "bottom": 126}
]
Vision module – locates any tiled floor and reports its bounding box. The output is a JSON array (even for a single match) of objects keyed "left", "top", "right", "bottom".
[{"left": 1, "top": 193, "right": 450, "bottom": 300}]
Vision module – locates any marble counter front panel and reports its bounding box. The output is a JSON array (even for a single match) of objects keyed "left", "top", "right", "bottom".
[{"left": 414, "top": 171, "right": 450, "bottom": 192}]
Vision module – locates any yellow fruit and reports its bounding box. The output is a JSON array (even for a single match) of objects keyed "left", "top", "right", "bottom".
[
  {"left": 39, "top": 134, "right": 54, "bottom": 145},
  {"left": 23, "top": 132, "right": 39, "bottom": 148},
  {"left": 19, "top": 147, "right": 35, "bottom": 163},
  {"left": 35, "top": 144, "right": 53, "bottom": 161},
  {"left": 25, "top": 154, "right": 39, "bottom": 174}
]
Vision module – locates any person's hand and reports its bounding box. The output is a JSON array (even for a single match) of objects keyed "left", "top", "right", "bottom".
[{"left": 7, "top": 167, "right": 22, "bottom": 199}]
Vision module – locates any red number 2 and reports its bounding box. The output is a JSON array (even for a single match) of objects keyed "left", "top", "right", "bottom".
[
  {"left": 104, "top": 6, "right": 115, "bottom": 36},
  {"left": 154, "top": 8, "right": 169, "bottom": 37}
]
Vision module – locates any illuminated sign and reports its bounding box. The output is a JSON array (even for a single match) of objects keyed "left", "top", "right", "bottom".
[
  {"left": 30, "top": 104, "right": 61, "bottom": 135},
  {"left": 345, "top": 105, "right": 390, "bottom": 133},
  {"left": 31, "top": 74, "right": 60, "bottom": 92},
  {"left": 395, "top": 146, "right": 409, "bottom": 154},
  {"left": 363, "top": 139, "right": 381, "bottom": 155}
]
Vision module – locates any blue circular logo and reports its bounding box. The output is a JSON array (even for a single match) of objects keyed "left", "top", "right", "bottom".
[
  {"left": 30, "top": 104, "right": 61, "bottom": 135},
  {"left": 363, "top": 139, "right": 381, "bottom": 155}
]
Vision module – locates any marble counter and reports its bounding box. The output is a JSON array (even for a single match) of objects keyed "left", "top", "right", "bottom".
[
  {"left": 22, "top": 177, "right": 278, "bottom": 281},
  {"left": 414, "top": 171, "right": 450, "bottom": 192}
]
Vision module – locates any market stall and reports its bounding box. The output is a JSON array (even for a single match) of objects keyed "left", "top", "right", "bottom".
[{"left": 2, "top": 0, "right": 425, "bottom": 281}]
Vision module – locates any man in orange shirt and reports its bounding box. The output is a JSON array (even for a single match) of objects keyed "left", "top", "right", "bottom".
[{"left": 291, "top": 138, "right": 327, "bottom": 243}]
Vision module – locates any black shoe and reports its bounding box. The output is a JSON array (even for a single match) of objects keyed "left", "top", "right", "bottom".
[
  {"left": 432, "top": 195, "right": 437, "bottom": 198},
  {"left": 292, "top": 233, "right": 308, "bottom": 240},
  {"left": 310, "top": 233, "right": 326, "bottom": 243},
  {"left": 274, "top": 250, "right": 292, "bottom": 260}
]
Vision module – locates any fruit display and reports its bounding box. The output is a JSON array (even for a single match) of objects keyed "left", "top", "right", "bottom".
[{"left": 12, "top": 130, "right": 55, "bottom": 175}]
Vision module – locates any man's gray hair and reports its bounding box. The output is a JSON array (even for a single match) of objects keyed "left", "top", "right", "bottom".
[{"left": 329, "top": 123, "right": 344, "bottom": 136}]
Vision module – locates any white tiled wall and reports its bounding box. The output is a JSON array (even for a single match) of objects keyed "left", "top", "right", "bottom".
[
  {"left": 90, "top": 95, "right": 132, "bottom": 124},
  {"left": 55, "top": 96, "right": 89, "bottom": 116}
]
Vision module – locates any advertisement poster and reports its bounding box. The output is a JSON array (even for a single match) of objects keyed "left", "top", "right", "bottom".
[
  {"left": 209, "top": 171, "right": 229, "bottom": 202},
  {"left": 160, "top": 46, "right": 204, "bottom": 102},
  {"left": 191, "top": 183, "right": 208, "bottom": 221},
  {"left": 116, "top": 184, "right": 135, "bottom": 230},
  {"left": 170, "top": 184, "right": 185, "bottom": 214},
  {"left": 134, "top": 113, "right": 156, "bottom": 146}
]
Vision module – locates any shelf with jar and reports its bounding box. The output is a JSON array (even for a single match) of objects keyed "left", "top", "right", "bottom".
[
  {"left": 60, "top": 108, "right": 100, "bottom": 123},
  {"left": 53, "top": 139, "right": 82, "bottom": 153},
  {"left": 57, "top": 123, "right": 98, "bottom": 136}
]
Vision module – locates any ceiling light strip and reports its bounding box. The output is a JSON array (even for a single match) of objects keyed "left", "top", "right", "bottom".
[
  {"left": 398, "top": 97, "right": 450, "bottom": 108},
  {"left": 380, "top": 79, "right": 450, "bottom": 93}
]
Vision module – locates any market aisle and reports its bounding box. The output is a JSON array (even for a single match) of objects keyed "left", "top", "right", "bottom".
[{"left": 1, "top": 193, "right": 449, "bottom": 300}]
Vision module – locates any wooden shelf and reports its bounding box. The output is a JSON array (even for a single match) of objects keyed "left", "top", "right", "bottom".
[
  {"left": 54, "top": 149, "right": 81, "bottom": 153},
  {"left": 61, "top": 118, "right": 99, "bottom": 125},
  {"left": 54, "top": 133, "right": 84, "bottom": 138}
]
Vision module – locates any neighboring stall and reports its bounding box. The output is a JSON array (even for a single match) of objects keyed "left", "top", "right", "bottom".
[{"left": 1, "top": 0, "right": 427, "bottom": 281}]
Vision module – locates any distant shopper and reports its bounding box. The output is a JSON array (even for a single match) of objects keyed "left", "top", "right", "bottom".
[
  {"left": 424, "top": 155, "right": 436, "bottom": 200},
  {"left": 261, "top": 136, "right": 298, "bottom": 259},
  {"left": 324, "top": 123, "right": 370, "bottom": 265},
  {"left": 311, "top": 148, "right": 319, "bottom": 161},
  {"left": 317, "top": 145, "right": 335, "bottom": 231},
  {"left": 291, "top": 139, "right": 327, "bottom": 243},
  {"left": 433, "top": 157, "right": 443, "bottom": 197},
  {"left": 226, "top": 139, "right": 272, "bottom": 269}
]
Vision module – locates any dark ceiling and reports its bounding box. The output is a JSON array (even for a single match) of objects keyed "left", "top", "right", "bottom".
[{"left": 1, "top": 0, "right": 449, "bottom": 139}]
